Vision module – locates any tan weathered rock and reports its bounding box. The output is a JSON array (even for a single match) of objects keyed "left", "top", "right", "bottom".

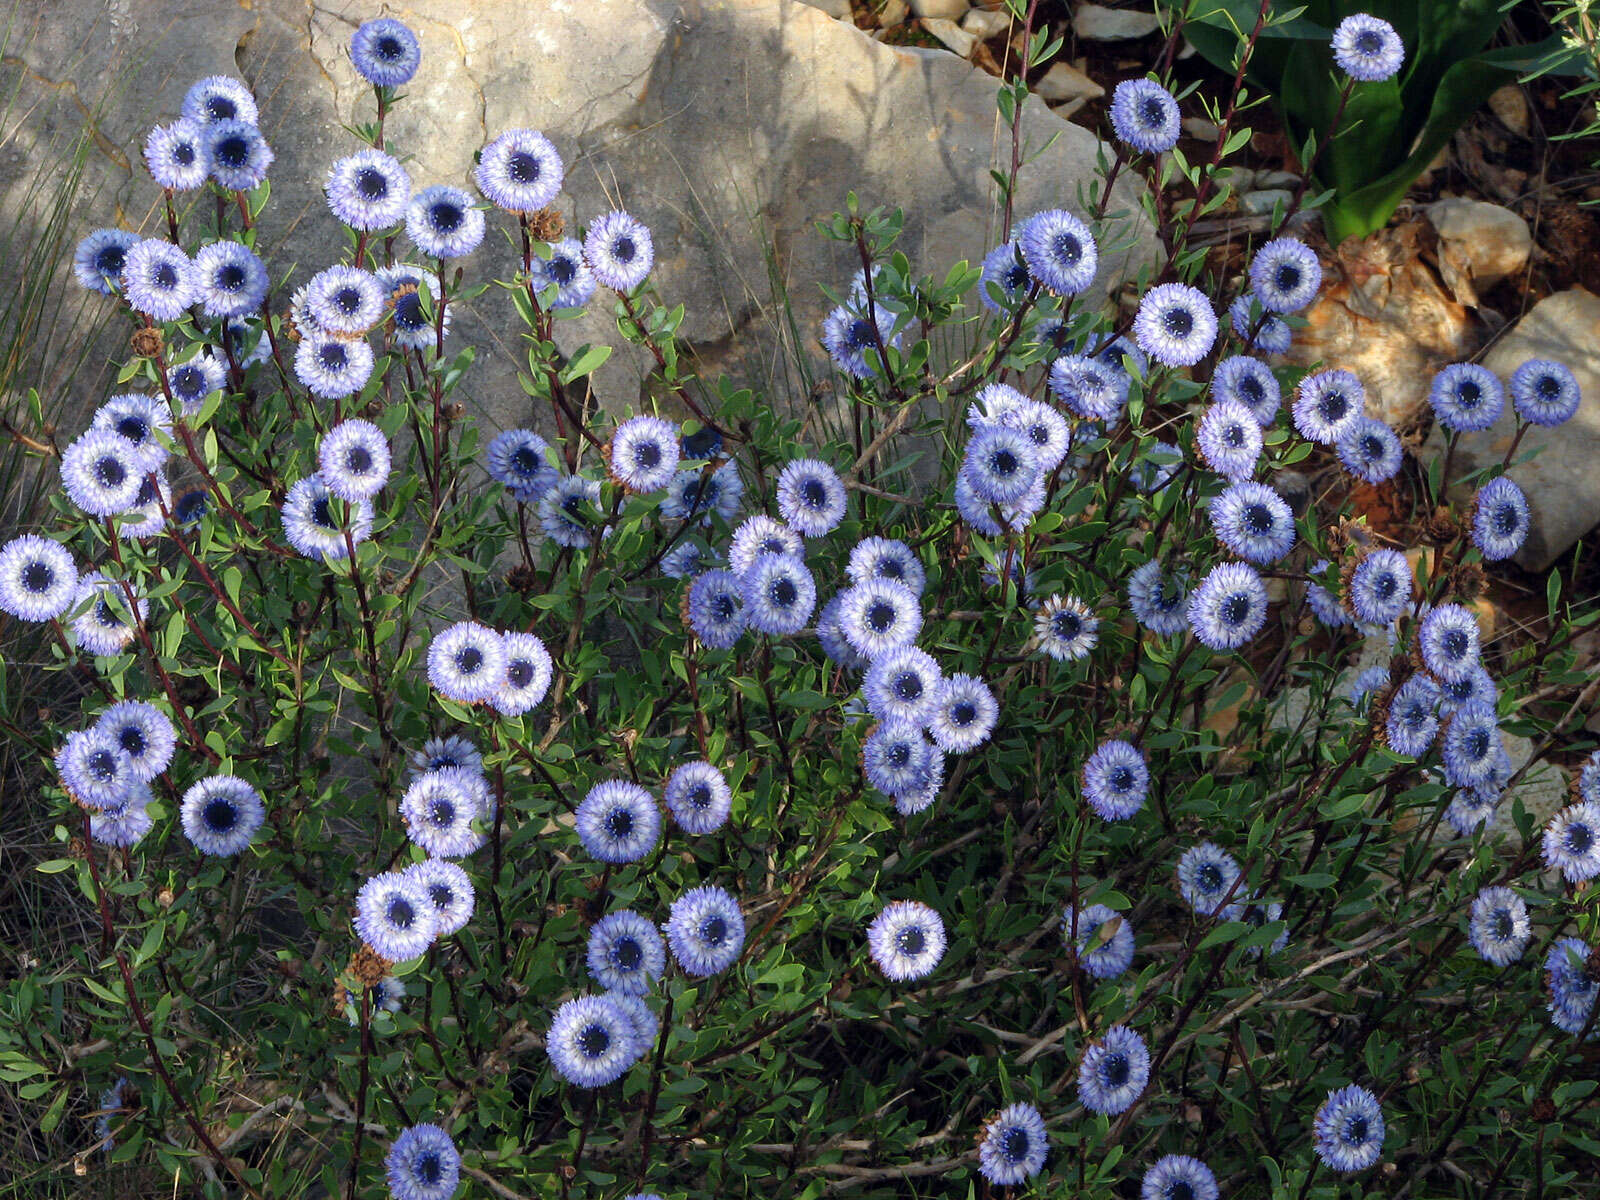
[
  {"left": 921, "top": 16, "right": 977, "bottom": 57},
  {"left": 1033, "top": 61, "right": 1104, "bottom": 104},
  {"left": 1426, "top": 197, "right": 1532, "bottom": 302},
  {"left": 960, "top": 7, "right": 1012, "bottom": 37},
  {"left": 1488, "top": 84, "right": 1530, "bottom": 137},
  {"left": 1072, "top": 4, "right": 1161, "bottom": 39},
  {"left": 909, "top": 0, "right": 970, "bottom": 18}
]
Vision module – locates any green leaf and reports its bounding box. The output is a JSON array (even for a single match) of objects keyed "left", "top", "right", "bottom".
[{"left": 560, "top": 343, "right": 612, "bottom": 384}]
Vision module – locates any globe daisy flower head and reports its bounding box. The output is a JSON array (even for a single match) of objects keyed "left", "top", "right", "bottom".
[
  {"left": 165, "top": 354, "right": 227, "bottom": 414},
  {"left": 1510, "top": 357, "right": 1580, "bottom": 426},
  {"left": 412, "top": 735, "right": 481, "bottom": 780},
  {"left": 304, "top": 265, "right": 386, "bottom": 337},
  {"left": 476, "top": 128, "right": 564, "bottom": 213},
  {"left": 0, "top": 534, "right": 77, "bottom": 622},
  {"left": 1082, "top": 739, "right": 1149, "bottom": 821},
  {"left": 1430, "top": 362, "right": 1505, "bottom": 433},
  {"left": 1062, "top": 903, "right": 1135, "bottom": 979},
  {"left": 1211, "top": 355, "right": 1281, "bottom": 425},
  {"left": 1545, "top": 936, "right": 1599, "bottom": 1037},
  {"left": 384, "top": 1122, "right": 459, "bottom": 1200},
  {"left": 90, "top": 789, "right": 155, "bottom": 848},
  {"left": 584, "top": 210, "right": 654, "bottom": 292},
  {"left": 1210, "top": 480, "right": 1295, "bottom": 564},
  {"left": 1313, "top": 1084, "right": 1385, "bottom": 1172},
  {"left": 587, "top": 910, "right": 667, "bottom": 995},
  {"left": 1345, "top": 664, "right": 1390, "bottom": 709},
  {"left": 816, "top": 596, "right": 870, "bottom": 670},
  {"left": 427, "top": 621, "right": 510, "bottom": 705},
  {"left": 351, "top": 18, "right": 422, "bottom": 86},
  {"left": 281, "top": 474, "right": 375, "bottom": 562},
  {"left": 1383, "top": 674, "right": 1440, "bottom": 757},
  {"left": 493, "top": 631, "right": 554, "bottom": 717},
  {"left": 547, "top": 994, "right": 642, "bottom": 1087},
  {"left": 927, "top": 673, "right": 998, "bottom": 754},
  {"left": 538, "top": 474, "right": 604, "bottom": 548},
  {"left": 485, "top": 428, "right": 558, "bottom": 503},
  {"left": 96, "top": 699, "right": 176, "bottom": 783},
  {"left": 1142, "top": 1154, "right": 1219, "bottom": 1200},
  {"left": 1078, "top": 1025, "right": 1151, "bottom": 1114},
  {"left": 400, "top": 772, "right": 483, "bottom": 859},
  {"left": 978, "top": 239, "right": 1030, "bottom": 311},
  {"left": 664, "top": 760, "right": 733, "bottom": 835},
  {"left": 528, "top": 237, "right": 597, "bottom": 310},
  {"left": 1306, "top": 562, "right": 1349, "bottom": 629},
  {"left": 608, "top": 992, "right": 660, "bottom": 1054},
  {"left": 1035, "top": 594, "right": 1099, "bottom": 662},
  {"left": 1228, "top": 292, "right": 1293, "bottom": 355},
  {"left": 1333, "top": 415, "right": 1402, "bottom": 484},
  {"left": 848, "top": 536, "right": 926, "bottom": 595},
  {"left": 1467, "top": 885, "right": 1530, "bottom": 967},
  {"left": 1250, "top": 236, "right": 1322, "bottom": 314},
  {"left": 376, "top": 264, "right": 448, "bottom": 350},
  {"left": 75, "top": 228, "right": 140, "bottom": 296},
  {"left": 1471, "top": 476, "right": 1530, "bottom": 562},
  {"left": 576, "top": 780, "right": 661, "bottom": 864},
  {"left": 892, "top": 752, "right": 946, "bottom": 817},
  {"left": 1018, "top": 208, "right": 1098, "bottom": 296},
  {"left": 121, "top": 239, "right": 194, "bottom": 321},
  {"left": 776, "top": 458, "right": 847, "bottom": 536},
  {"left": 976, "top": 392, "right": 1073, "bottom": 474},
  {"left": 70, "top": 572, "right": 145, "bottom": 655},
  {"left": 294, "top": 334, "right": 376, "bottom": 400},
  {"left": 60, "top": 430, "right": 144, "bottom": 519},
  {"left": 1444, "top": 788, "right": 1497, "bottom": 836},
  {"left": 1127, "top": 560, "right": 1189, "bottom": 636},
  {"left": 56, "top": 728, "right": 136, "bottom": 811},
  {"left": 1581, "top": 748, "right": 1600, "bottom": 804},
  {"left": 355, "top": 871, "right": 436, "bottom": 963},
  {"left": 1440, "top": 701, "right": 1502, "bottom": 790},
  {"left": 403, "top": 858, "right": 476, "bottom": 937},
  {"left": 179, "top": 775, "right": 265, "bottom": 856},
  {"left": 821, "top": 303, "right": 898, "bottom": 378},
  {"left": 1196, "top": 399, "right": 1263, "bottom": 480},
  {"left": 144, "top": 120, "right": 210, "bottom": 191},
  {"left": 862, "top": 720, "right": 940, "bottom": 800},
  {"left": 1187, "top": 561, "right": 1269, "bottom": 651},
  {"left": 1331, "top": 13, "right": 1405, "bottom": 82},
  {"left": 664, "top": 884, "right": 745, "bottom": 976},
  {"left": 863, "top": 645, "right": 943, "bottom": 724},
  {"left": 866, "top": 899, "right": 947, "bottom": 982},
  {"left": 977, "top": 1102, "right": 1048, "bottom": 1186},
  {"left": 189, "top": 239, "right": 266, "bottom": 319},
  {"left": 1544, "top": 802, "right": 1600, "bottom": 883},
  {"left": 1048, "top": 352, "right": 1131, "bottom": 422},
  {"left": 608, "top": 416, "right": 680, "bottom": 493},
  {"left": 1418, "top": 603, "right": 1481, "bottom": 683},
  {"left": 741, "top": 554, "right": 817, "bottom": 636},
  {"left": 324, "top": 147, "right": 411, "bottom": 230},
  {"left": 204, "top": 119, "right": 273, "bottom": 191},
  {"left": 686, "top": 568, "right": 746, "bottom": 649},
  {"left": 1177, "top": 841, "right": 1243, "bottom": 918},
  {"left": 1345, "top": 548, "right": 1413, "bottom": 626},
  {"left": 181, "top": 75, "right": 258, "bottom": 125},
  {"left": 318, "top": 419, "right": 392, "bottom": 503},
  {"left": 836, "top": 578, "right": 922, "bottom": 659},
  {"left": 1293, "top": 368, "right": 1364, "bottom": 444},
  {"left": 661, "top": 463, "right": 744, "bottom": 525},
  {"left": 1109, "top": 78, "right": 1181, "bottom": 154},
  {"left": 729, "top": 515, "right": 804, "bottom": 576},
  {"left": 659, "top": 539, "right": 708, "bottom": 580},
  {"left": 407, "top": 185, "right": 485, "bottom": 259},
  {"left": 1134, "top": 283, "right": 1217, "bottom": 368}
]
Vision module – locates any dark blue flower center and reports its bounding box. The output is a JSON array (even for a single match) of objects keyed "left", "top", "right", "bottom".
[
  {"left": 216, "top": 135, "right": 250, "bottom": 168},
  {"left": 88, "top": 749, "right": 118, "bottom": 782},
  {"left": 508, "top": 151, "right": 540, "bottom": 184},
  {"left": 800, "top": 479, "right": 827, "bottom": 508},
  {"left": 22, "top": 561, "right": 53, "bottom": 593},
  {"left": 95, "top": 455, "right": 127, "bottom": 489},
  {"left": 415, "top": 1152, "right": 442, "bottom": 1184},
  {"left": 1101, "top": 1051, "right": 1130, "bottom": 1087},
  {"left": 701, "top": 915, "right": 728, "bottom": 945},
  {"left": 1568, "top": 823, "right": 1594, "bottom": 854},
  {"left": 579, "top": 1023, "right": 611, "bottom": 1058},
  {"left": 866, "top": 601, "right": 896, "bottom": 632},
  {"left": 334, "top": 286, "right": 364, "bottom": 314},
  {"left": 118, "top": 727, "right": 147, "bottom": 756},
  {"left": 612, "top": 235, "right": 636, "bottom": 263},
  {"left": 154, "top": 262, "right": 178, "bottom": 290},
  {"left": 1344, "top": 1115, "right": 1369, "bottom": 1144},
  {"left": 549, "top": 256, "right": 577, "bottom": 285},
  {"left": 897, "top": 925, "right": 926, "bottom": 956},
  {"left": 356, "top": 167, "right": 388, "bottom": 199},
  {"left": 1222, "top": 594, "right": 1251, "bottom": 625},
  {"left": 1198, "top": 863, "right": 1224, "bottom": 892},
  {"left": 376, "top": 35, "right": 405, "bottom": 61},
  {"left": 605, "top": 807, "right": 634, "bottom": 838},
  {"left": 319, "top": 343, "right": 349, "bottom": 371},
  {"left": 346, "top": 446, "right": 374, "bottom": 475},
  {"left": 173, "top": 143, "right": 196, "bottom": 166},
  {"left": 218, "top": 264, "right": 246, "bottom": 291},
  {"left": 613, "top": 937, "right": 643, "bottom": 970},
  {"left": 687, "top": 783, "right": 711, "bottom": 809},
  {"left": 1163, "top": 307, "right": 1194, "bottom": 337},
  {"left": 508, "top": 659, "right": 535, "bottom": 688},
  {"left": 204, "top": 798, "right": 237, "bottom": 831},
  {"left": 206, "top": 96, "right": 238, "bottom": 120},
  {"left": 311, "top": 498, "right": 334, "bottom": 529},
  {"left": 892, "top": 671, "right": 923, "bottom": 702},
  {"left": 430, "top": 799, "right": 456, "bottom": 827},
  {"left": 771, "top": 577, "right": 798, "bottom": 608},
  {"left": 1052, "top": 231, "right": 1081, "bottom": 265},
  {"left": 1243, "top": 503, "right": 1272, "bottom": 534},
  {"left": 952, "top": 701, "right": 977, "bottom": 726},
  {"left": 387, "top": 897, "right": 417, "bottom": 928},
  {"left": 430, "top": 202, "right": 463, "bottom": 233},
  {"left": 455, "top": 646, "right": 484, "bottom": 674}
]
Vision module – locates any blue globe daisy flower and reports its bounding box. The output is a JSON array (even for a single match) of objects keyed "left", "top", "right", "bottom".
[
  {"left": 1197, "top": 400, "right": 1263, "bottom": 480},
  {"left": 1142, "top": 1154, "right": 1219, "bottom": 1200},
  {"left": 1177, "top": 841, "right": 1243, "bottom": 918},
  {"left": 0, "top": 537, "right": 77, "bottom": 624},
  {"left": 836, "top": 578, "right": 922, "bottom": 659},
  {"left": 1082, "top": 739, "right": 1149, "bottom": 820},
  {"left": 1383, "top": 674, "right": 1440, "bottom": 757},
  {"left": 1127, "top": 560, "right": 1189, "bottom": 636},
  {"left": 587, "top": 910, "right": 667, "bottom": 995},
  {"left": 661, "top": 463, "right": 743, "bottom": 525},
  {"left": 1249, "top": 236, "right": 1322, "bottom": 313},
  {"left": 1210, "top": 481, "right": 1295, "bottom": 564},
  {"left": 485, "top": 429, "right": 558, "bottom": 503},
  {"left": 741, "top": 554, "right": 816, "bottom": 636},
  {"left": 892, "top": 752, "right": 946, "bottom": 817},
  {"left": 144, "top": 120, "right": 210, "bottom": 191},
  {"left": 1018, "top": 208, "right": 1098, "bottom": 296},
  {"left": 664, "top": 885, "right": 745, "bottom": 977},
  {"left": 866, "top": 899, "right": 947, "bottom": 982},
  {"left": 1188, "top": 561, "right": 1269, "bottom": 650},
  {"left": 576, "top": 780, "right": 661, "bottom": 864},
  {"left": 1510, "top": 357, "right": 1580, "bottom": 426},
  {"left": 538, "top": 474, "right": 604, "bottom": 548},
  {"left": 1331, "top": 14, "right": 1405, "bottom": 82},
  {"left": 1292, "top": 368, "right": 1364, "bottom": 444},
  {"left": 1062, "top": 903, "right": 1135, "bottom": 979},
  {"left": 664, "top": 761, "right": 732, "bottom": 835},
  {"left": 1313, "top": 1084, "right": 1385, "bottom": 1172},
  {"left": 174, "top": 488, "right": 209, "bottom": 525},
  {"left": 117, "top": 474, "right": 169, "bottom": 541},
  {"left": 728, "top": 516, "right": 804, "bottom": 576},
  {"left": 351, "top": 18, "right": 421, "bottom": 86},
  {"left": 548, "top": 994, "right": 642, "bottom": 1087},
  {"left": 304, "top": 265, "right": 386, "bottom": 337},
  {"left": 1579, "top": 749, "right": 1600, "bottom": 804},
  {"left": 1345, "top": 664, "right": 1390, "bottom": 708},
  {"left": 608, "top": 416, "right": 680, "bottom": 493},
  {"left": 68, "top": 573, "right": 143, "bottom": 655},
  {"left": 1078, "top": 1025, "right": 1150, "bottom": 1115},
  {"left": 122, "top": 239, "right": 194, "bottom": 321},
  {"left": 179, "top": 775, "right": 264, "bottom": 856},
  {"left": 1467, "top": 885, "right": 1529, "bottom": 967},
  {"left": 962, "top": 424, "right": 1040, "bottom": 506},
  {"left": 1228, "top": 292, "right": 1293, "bottom": 355},
  {"left": 1544, "top": 802, "right": 1600, "bottom": 883},
  {"left": 776, "top": 458, "right": 847, "bottom": 536},
  {"left": 584, "top": 210, "right": 654, "bottom": 291},
  {"left": 403, "top": 859, "right": 476, "bottom": 937},
  {"left": 318, "top": 419, "right": 392, "bottom": 503},
  {"left": 165, "top": 353, "right": 226, "bottom": 414},
  {"left": 1306, "top": 561, "right": 1350, "bottom": 629},
  {"left": 427, "top": 621, "right": 509, "bottom": 704},
  {"left": 1334, "top": 416, "right": 1403, "bottom": 484},
  {"left": 686, "top": 568, "right": 746, "bottom": 649},
  {"left": 91, "top": 395, "right": 168, "bottom": 473},
  {"left": 1049, "top": 352, "right": 1131, "bottom": 422},
  {"left": 293, "top": 334, "right": 375, "bottom": 400},
  {"left": 476, "top": 128, "right": 564, "bottom": 213},
  {"left": 817, "top": 596, "right": 870, "bottom": 670},
  {"left": 955, "top": 470, "right": 1042, "bottom": 536},
  {"left": 400, "top": 773, "right": 483, "bottom": 859},
  {"left": 927, "top": 674, "right": 997, "bottom": 753},
  {"left": 984, "top": 394, "right": 1073, "bottom": 473},
  {"left": 1211, "top": 355, "right": 1281, "bottom": 425},
  {"left": 192, "top": 240, "right": 269, "bottom": 319},
  {"left": 821, "top": 303, "right": 898, "bottom": 378},
  {"left": 412, "top": 735, "right": 482, "bottom": 780},
  {"left": 1445, "top": 789, "right": 1497, "bottom": 836},
  {"left": 492, "top": 631, "right": 553, "bottom": 717},
  {"left": 1545, "top": 937, "right": 1599, "bottom": 1037},
  {"left": 978, "top": 239, "right": 1030, "bottom": 311},
  {"left": 1418, "top": 603, "right": 1480, "bottom": 683},
  {"left": 407, "top": 185, "right": 484, "bottom": 259},
  {"left": 281, "top": 474, "right": 374, "bottom": 562},
  {"left": 205, "top": 120, "right": 273, "bottom": 191},
  {"left": 977, "top": 1102, "right": 1048, "bottom": 1186},
  {"left": 1345, "top": 549, "right": 1412, "bottom": 626},
  {"left": 74, "top": 229, "right": 139, "bottom": 294},
  {"left": 1440, "top": 701, "right": 1501, "bottom": 789},
  {"left": 375, "top": 264, "right": 447, "bottom": 349},
  {"left": 324, "top": 148, "right": 411, "bottom": 230},
  {"left": 1109, "top": 78, "right": 1181, "bottom": 154},
  {"left": 61, "top": 430, "right": 144, "bottom": 518},
  {"left": 862, "top": 720, "right": 940, "bottom": 799},
  {"left": 660, "top": 539, "right": 708, "bottom": 580},
  {"left": 384, "top": 1122, "right": 458, "bottom": 1200},
  {"left": 1471, "top": 476, "right": 1529, "bottom": 562},
  {"left": 1035, "top": 594, "right": 1099, "bottom": 661},
  {"left": 181, "top": 75, "right": 258, "bottom": 125},
  {"left": 1429, "top": 362, "right": 1504, "bottom": 432},
  {"left": 864, "top": 645, "right": 942, "bottom": 724},
  {"left": 96, "top": 700, "right": 175, "bottom": 783},
  {"left": 55, "top": 728, "right": 135, "bottom": 811},
  {"left": 1134, "top": 283, "right": 1217, "bottom": 368},
  {"left": 90, "top": 789, "right": 154, "bottom": 848},
  {"left": 847, "top": 537, "right": 926, "bottom": 595},
  {"left": 1241, "top": 900, "right": 1290, "bottom": 956},
  {"left": 528, "top": 237, "right": 597, "bottom": 309},
  {"left": 608, "top": 992, "right": 659, "bottom": 1053},
  {"left": 355, "top": 872, "right": 436, "bottom": 962}
]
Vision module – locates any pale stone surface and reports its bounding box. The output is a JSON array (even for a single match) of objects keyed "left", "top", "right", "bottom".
[
  {"left": 7, "top": 0, "right": 1157, "bottom": 436},
  {"left": 960, "top": 8, "right": 1013, "bottom": 37},
  {"left": 1033, "top": 62, "right": 1104, "bottom": 104},
  {"left": 1488, "top": 84, "right": 1530, "bottom": 137},
  {"left": 1426, "top": 196, "right": 1532, "bottom": 300},
  {"left": 920, "top": 16, "right": 976, "bottom": 57},
  {"left": 800, "top": 0, "right": 856, "bottom": 16},
  {"left": 909, "top": 0, "right": 970, "bottom": 18},
  {"left": 1422, "top": 289, "right": 1600, "bottom": 571},
  {"left": 1073, "top": 4, "right": 1161, "bottom": 39}
]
